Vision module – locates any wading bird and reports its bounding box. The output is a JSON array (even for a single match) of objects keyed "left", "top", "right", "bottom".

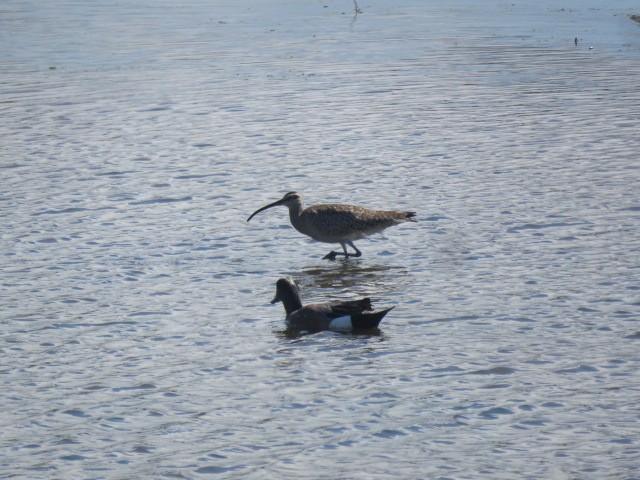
[
  {"left": 271, "top": 277, "right": 393, "bottom": 332},
  {"left": 247, "top": 192, "right": 416, "bottom": 259}
]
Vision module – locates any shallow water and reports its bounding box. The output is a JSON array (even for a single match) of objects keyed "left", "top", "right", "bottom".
[{"left": 2, "top": 1, "right": 640, "bottom": 478}]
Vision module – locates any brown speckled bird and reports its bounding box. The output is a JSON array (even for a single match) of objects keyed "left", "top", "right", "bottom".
[{"left": 247, "top": 192, "right": 417, "bottom": 259}]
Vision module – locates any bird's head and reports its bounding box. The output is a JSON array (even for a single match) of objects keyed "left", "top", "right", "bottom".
[
  {"left": 271, "top": 277, "right": 303, "bottom": 313},
  {"left": 247, "top": 192, "right": 302, "bottom": 222}
]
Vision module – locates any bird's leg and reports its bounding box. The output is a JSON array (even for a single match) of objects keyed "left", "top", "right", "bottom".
[
  {"left": 323, "top": 242, "right": 349, "bottom": 260},
  {"left": 346, "top": 241, "right": 362, "bottom": 258},
  {"left": 323, "top": 248, "right": 343, "bottom": 260},
  {"left": 323, "top": 250, "right": 339, "bottom": 260},
  {"left": 323, "top": 242, "right": 361, "bottom": 260}
]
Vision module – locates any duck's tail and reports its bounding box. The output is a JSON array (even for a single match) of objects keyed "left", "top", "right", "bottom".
[{"left": 351, "top": 307, "right": 394, "bottom": 329}]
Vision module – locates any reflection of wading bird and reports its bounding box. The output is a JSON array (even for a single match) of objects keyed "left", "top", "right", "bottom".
[
  {"left": 247, "top": 192, "right": 417, "bottom": 259},
  {"left": 271, "top": 277, "right": 393, "bottom": 332}
]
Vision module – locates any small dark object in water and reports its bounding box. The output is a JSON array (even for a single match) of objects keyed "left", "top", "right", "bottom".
[{"left": 574, "top": 37, "right": 578, "bottom": 46}]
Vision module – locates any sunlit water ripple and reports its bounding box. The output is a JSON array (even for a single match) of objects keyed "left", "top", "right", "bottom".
[{"left": 2, "top": 1, "right": 640, "bottom": 478}]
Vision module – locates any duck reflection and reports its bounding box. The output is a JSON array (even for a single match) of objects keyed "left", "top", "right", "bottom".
[{"left": 274, "top": 327, "right": 384, "bottom": 340}]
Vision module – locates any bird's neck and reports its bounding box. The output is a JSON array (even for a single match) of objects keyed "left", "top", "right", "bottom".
[
  {"left": 287, "top": 199, "right": 304, "bottom": 231},
  {"left": 280, "top": 289, "right": 303, "bottom": 315}
]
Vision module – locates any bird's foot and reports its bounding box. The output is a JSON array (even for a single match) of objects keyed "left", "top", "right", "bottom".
[{"left": 323, "top": 251, "right": 339, "bottom": 260}]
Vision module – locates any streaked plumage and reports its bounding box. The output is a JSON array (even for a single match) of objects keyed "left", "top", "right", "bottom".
[
  {"left": 271, "top": 278, "right": 393, "bottom": 332},
  {"left": 247, "top": 192, "right": 417, "bottom": 259}
]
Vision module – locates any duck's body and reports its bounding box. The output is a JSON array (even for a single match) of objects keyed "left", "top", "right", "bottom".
[
  {"left": 247, "top": 192, "right": 416, "bottom": 259},
  {"left": 271, "top": 278, "right": 393, "bottom": 332}
]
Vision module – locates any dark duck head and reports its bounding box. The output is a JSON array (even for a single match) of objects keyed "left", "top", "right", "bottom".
[{"left": 271, "top": 277, "right": 303, "bottom": 315}]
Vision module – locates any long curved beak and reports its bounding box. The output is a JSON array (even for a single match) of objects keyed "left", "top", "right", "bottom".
[{"left": 247, "top": 198, "right": 286, "bottom": 222}]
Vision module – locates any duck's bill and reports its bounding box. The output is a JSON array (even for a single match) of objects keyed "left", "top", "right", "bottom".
[
  {"left": 247, "top": 198, "right": 286, "bottom": 222},
  {"left": 270, "top": 295, "right": 281, "bottom": 304}
]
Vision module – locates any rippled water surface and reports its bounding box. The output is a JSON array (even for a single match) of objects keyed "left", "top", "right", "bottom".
[{"left": 2, "top": 1, "right": 640, "bottom": 478}]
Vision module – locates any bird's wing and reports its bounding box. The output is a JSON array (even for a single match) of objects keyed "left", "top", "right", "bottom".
[
  {"left": 325, "top": 298, "right": 372, "bottom": 317},
  {"left": 304, "top": 205, "right": 403, "bottom": 239}
]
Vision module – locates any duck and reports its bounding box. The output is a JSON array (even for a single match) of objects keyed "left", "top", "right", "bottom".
[
  {"left": 271, "top": 277, "right": 393, "bottom": 332},
  {"left": 247, "top": 192, "right": 417, "bottom": 259}
]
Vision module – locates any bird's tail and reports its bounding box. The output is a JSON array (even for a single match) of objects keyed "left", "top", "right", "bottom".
[{"left": 351, "top": 307, "right": 394, "bottom": 329}]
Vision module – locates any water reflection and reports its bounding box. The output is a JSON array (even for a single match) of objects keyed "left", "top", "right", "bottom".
[
  {"left": 290, "top": 261, "right": 407, "bottom": 291},
  {"left": 274, "top": 327, "right": 384, "bottom": 340}
]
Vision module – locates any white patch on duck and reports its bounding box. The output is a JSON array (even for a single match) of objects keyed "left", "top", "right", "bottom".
[{"left": 328, "top": 315, "right": 353, "bottom": 331}]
